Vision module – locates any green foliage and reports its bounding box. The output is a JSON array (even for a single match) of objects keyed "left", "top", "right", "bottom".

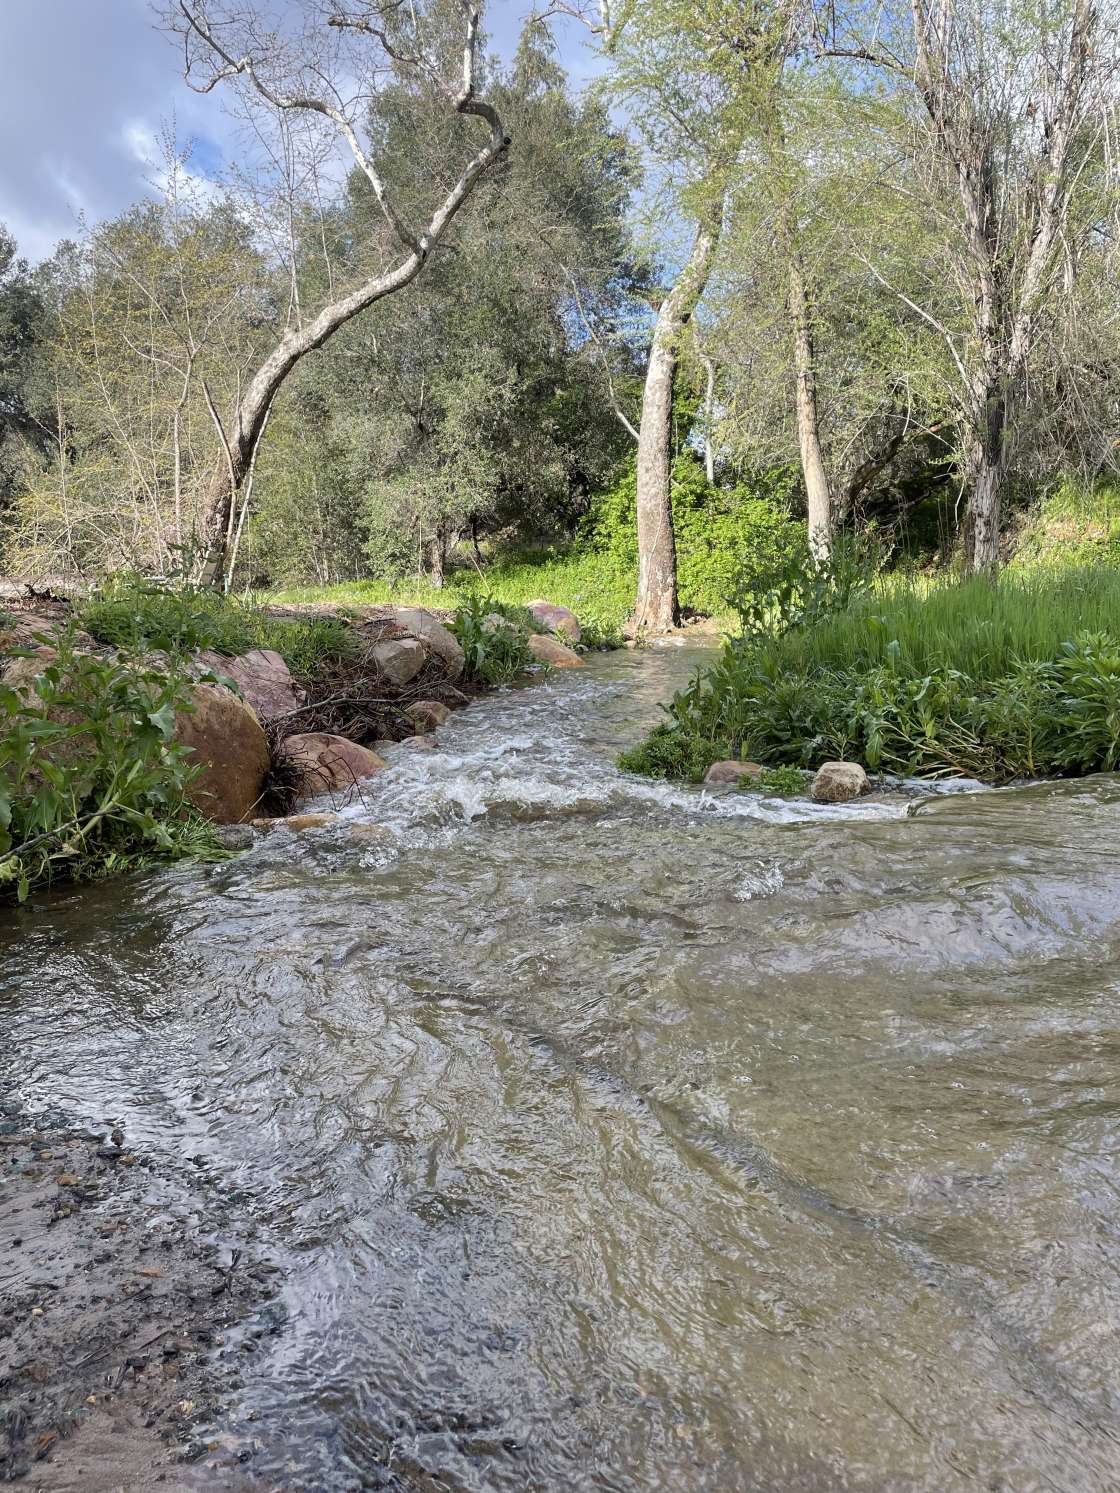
[
  {"left": 1012, "top": 477, "right": 1120, "bottom": 569},
  {"left": 622, "top": 568, "right": 1120, "bottom": 784},
  {"left": 80, "top": 576, "right": 357, "bottom": 676},
  {"left": 757, "top": 764, "right": 807, "bottom": 795},
  {"left": 617, "top": 721, "right": 728, "bottom": 783},
  {"left": 729, "top": 530, "right": 881, "bottom": 641},
  {"left": 581, "top": 453, "right": 802, "bottom": 617},
  {"left": 450, "top": 594, "right": 535, "bottom": 685},
  {"left": 267, "top": 545, "right": 637, "bottom": 643},
  {"left": 0, "top": 628, "right": 223, "bottom": 901}
]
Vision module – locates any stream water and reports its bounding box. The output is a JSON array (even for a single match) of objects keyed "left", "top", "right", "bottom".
[{"left": 5, "top": 645, "right": 1120, "bottom": 1491}]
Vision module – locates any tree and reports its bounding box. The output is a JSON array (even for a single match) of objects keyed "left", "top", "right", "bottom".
[
  {"left": 0, "top": 228, "right": 46, "bottom": 530},
  {"left": 553, "top": 0, "right": 792, "bottom": 631},
  {"left": 821, "top": 0, "right": 1120, "bottom": 570},
  {"left": 242, "top": 25, "right": 641, "bottom": 588},
  {"left": 172, "top": 0, "right": 509, "bottom": 586}
]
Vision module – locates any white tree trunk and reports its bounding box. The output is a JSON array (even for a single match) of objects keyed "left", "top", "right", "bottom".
[
  {"left": 632, "top": 209, "right": 722, "bottom": 633},
  {"left": 788, "top": 254, "right": 832, "bottom": 560}
]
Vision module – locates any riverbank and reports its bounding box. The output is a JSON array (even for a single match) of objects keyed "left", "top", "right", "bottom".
[
  {"left": 0, "top": 582, "right": 589, "bottom": 901},
  {"left": 0, "top": 1079, "right": 277, "bottom": 1489}
]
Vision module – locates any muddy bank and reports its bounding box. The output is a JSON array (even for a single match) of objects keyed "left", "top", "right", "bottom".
[{"left": 0, "top": 1081, "right": 280, "bottom": 1490}]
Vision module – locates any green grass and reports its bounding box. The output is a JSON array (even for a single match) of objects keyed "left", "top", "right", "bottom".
[
  {"left": 80, "top": 577, "right": 358, "bottom": 675},
  {"left": 265, "top": 548, "right": 643, "bottom": 648},
  {"left": 620, "top": 567, "right": 1120, "bottom": 784},
  {"left": 752, "top": 568, "right": 1120, "bottom": 679}
]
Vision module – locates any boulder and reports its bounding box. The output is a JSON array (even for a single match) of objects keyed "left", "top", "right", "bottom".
[
  {"left": 369, "top": 637, "right": 427, "bottom": 687},
  {"left": 405, "top": 699, "right": 451, "bottom": 730},
  {"left": 281, "top": 731, "right": 387, "bottom": 802},
  {"left": 194, "top": 647, "right": 305, "bottom": 724},
  {"left": 810, "top": 761, "right": 869, "bottom": 803},
  {"left": 527, "top": 600, "right": 581, "bottom": 643},
  {"left": 527, "top": 632, "right": 584, "bottom": 668},
  {"left": 401, "top": 734, "right": 438, "bottom": 751},
  {"left": 176, "top": 684, "right": 271, "bottom": 824},
  {"left": 704, "top": 760, "right": 764, "bottom": 786},
  {"left": 387, "top": 608, "right": 465, "bottom": 680},
  {"left": 0, "top": 614, "right": 95, "bottom": 657}
]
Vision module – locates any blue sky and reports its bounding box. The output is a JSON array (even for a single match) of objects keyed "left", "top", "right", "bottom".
[{"left": 0, "top": 0, "right": 595, "bottom": 263}]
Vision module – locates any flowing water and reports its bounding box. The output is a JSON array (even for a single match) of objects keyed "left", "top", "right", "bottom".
[{"left": 5, "top": 645, "right": 1120, "bottom": 1492}]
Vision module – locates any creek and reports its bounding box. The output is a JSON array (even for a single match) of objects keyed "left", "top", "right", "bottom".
[{"left": 4, "top": 644, "right": 1120, "bottom": 1491}]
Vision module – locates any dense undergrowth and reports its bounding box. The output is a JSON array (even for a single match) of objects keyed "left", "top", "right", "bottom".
[
  {"left": 620, "top": 566, "right": 1120, "bottom": 784},
  {"left": 0, "top": 628, "right": 222, "bottom": 901}
]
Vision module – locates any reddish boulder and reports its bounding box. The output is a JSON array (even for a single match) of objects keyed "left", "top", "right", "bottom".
[
  {"left": 405, "top": 699, "right": 452, "bottom": 730},
  {"left": 704, "top": 760, "right": 764, "bottom": 786},
  {"left": 527, "top": 601, "right": 581, "bottom": 642},
  {"left": 282, "top": 731, "right": 387, "bottom": 802},
  {"left": 528, "top": 633, "right": 584, "bottom": 668},
  {"left": 194, "top": 648, "right": 304, "bottom": 724},
  {"left": 176, "top": 684, "right": 271, "bottom": 824}
]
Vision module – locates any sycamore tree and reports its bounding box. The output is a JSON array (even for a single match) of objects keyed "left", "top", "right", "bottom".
[
  {"left": 550, "top": 0, "right": 793, "bottom": 631},
  {"left": 170, "top": 0, "right": 509, "bottom": 588}
]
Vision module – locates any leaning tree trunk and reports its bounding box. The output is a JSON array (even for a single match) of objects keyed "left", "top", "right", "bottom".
[
  {"left": 788, "top": 253, "right": 833, "bottom": 560},
  {"left": 631, "top": 207, "right": 723, "bottom": 634}
]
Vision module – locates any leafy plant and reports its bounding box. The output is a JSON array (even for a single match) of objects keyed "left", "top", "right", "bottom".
[
  {"left": 757, "top": 764, "right": 807, "bottom": 794},
  {"left": 450, "top": 595, "right": 535, "bottom": 685},
  {"left": 0, "top": 628, "right": 224, "bottom": 901},
  {"left": 620, "top": 570, "right": 1120, "bottom": 785}
]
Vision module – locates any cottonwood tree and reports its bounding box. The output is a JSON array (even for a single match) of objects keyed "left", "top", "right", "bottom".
[
  {"left": 171, "top": 0, "right": 509, "bottom": 586},
  {"left": 820, "top": 0, "right": 1120, "bottom": 570}
]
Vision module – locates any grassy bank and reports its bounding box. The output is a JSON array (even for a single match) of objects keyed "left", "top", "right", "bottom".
[
  {"left": 264, "top": 546, "right": 638, "bottom": 646},
  {"left": 620, "top": 568, "right": 1120, "bottom": 784}
]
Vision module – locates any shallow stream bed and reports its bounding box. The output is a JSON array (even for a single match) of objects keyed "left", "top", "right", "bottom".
[{"left": 4, "top": 645, "right": 1120, "bottom": 1491}]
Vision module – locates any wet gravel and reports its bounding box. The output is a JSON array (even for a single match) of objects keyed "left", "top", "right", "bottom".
[{"left": 0, "top": 1080, "right": 283, "bottom": 1490}]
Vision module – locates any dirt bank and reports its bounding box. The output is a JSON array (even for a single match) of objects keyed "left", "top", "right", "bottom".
[{"left": 0, "top": 1081, "right": 280, "bottom": 1490}]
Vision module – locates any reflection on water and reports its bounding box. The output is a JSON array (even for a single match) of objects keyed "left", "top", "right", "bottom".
[{"left": 4, "top": 646, "right": 1120, "bottom": 1490}]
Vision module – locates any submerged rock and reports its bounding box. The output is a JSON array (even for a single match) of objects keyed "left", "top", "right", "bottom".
[
  {"left": 527, "top": 600, "right": 581, "bottom": 642},
  {"left": 405, "top": 699, "right": 451, "bottom": 730},
  {"left": 251, "top": 812, "right": 341, "bottom": 832},
  {"left": 369, "top": 637, "right": 426, "bottom": 687},
  {"left": 386, "top": 607, "right": 465, "bottom": 680},
  {"left": 214, "top": 824, "right": 255, "bottom": 851},
  {"left": 177, "top": 684, "right": 271, "bottom": 824},
  {"left": 811, "top": 761, "right": 869, "bottom": 803},
  {"left": 401, "top": 734, "right": 438, "bottom": 751},
  {"left": 193, "top": 648, "right": 305, "bottom": 725},
  {"left": 282, "top": 732, "right": 387, "bottom": 802},
  {"left": 704, "top": 760, "right": 764, "bottom": 786},
  {"left": 528, "top": 633, "right": 584, "bottom": 668}
]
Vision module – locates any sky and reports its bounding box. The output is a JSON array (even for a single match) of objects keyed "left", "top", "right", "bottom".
[{"left": 0, "top": 0, "right": 595, "bottom": 264}]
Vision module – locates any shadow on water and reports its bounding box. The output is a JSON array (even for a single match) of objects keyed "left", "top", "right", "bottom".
[{"left": 5, "top": 645, "right": 1120, "bottom": 1490}]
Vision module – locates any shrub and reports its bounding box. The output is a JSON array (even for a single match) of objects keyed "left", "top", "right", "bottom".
[
  {"left": 0, "top": 629, "right": 222, "bottom": 901},
  {"left": 450, "top": 595, "right": 535, "bottom": 685},
  {"left": 581, "top": 453, "right": 802, "bottom": 617}
]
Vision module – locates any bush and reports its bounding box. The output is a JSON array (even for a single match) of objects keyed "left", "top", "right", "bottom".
[
  {"left": 620, "top": 567, "right": 1120, "bottom": 784},
  {"left": 80, "top": 576, "right": 357, "bottom": 676},
  {"left": 581, "top": 453, "right": 802, "bottom": 618},
  {"left": 0, "top": 629, "right": 222, "bottom": 901},
  {"left": 450, "top": 595, "right": 535, "bottom": 685}
]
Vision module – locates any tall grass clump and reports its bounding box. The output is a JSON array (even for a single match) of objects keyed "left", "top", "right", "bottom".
[
  {"left": 80, "top": 574, "right": 358, "bottom": 676},
  {"left": 620, "top": 564, "right": 1120, "bottom": 784}
]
